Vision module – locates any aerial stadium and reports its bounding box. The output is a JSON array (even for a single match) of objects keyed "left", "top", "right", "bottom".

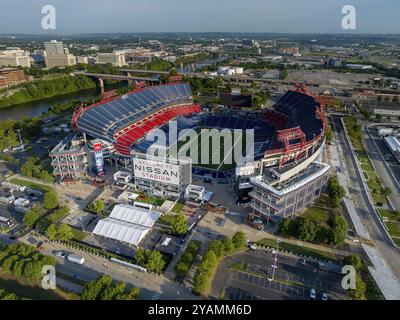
[
  {"left": 50, "top": 80, "right": 329, "bottom": 219},
  {"left": 68, "top": 82, "right": 326, "bottom": 167}
]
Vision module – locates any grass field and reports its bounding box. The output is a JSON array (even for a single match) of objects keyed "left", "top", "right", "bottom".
[
  {"left": 171, "top": 202, "right": 185, "bottom": 213},
  {"left": 10, "top": 178, "right": 53, "bottom": 193},
  {"left": 157, "top": 213, "right": 176, "bottom": 226},
  {"left": 255, "top": 238, "right": 338, "bottom": 261},
  {"left": 378, "top": 209, "right": 400, "bottom": 222},
  {"left": 385, "top": 222, "right": 400, "bottom": 238},
  {"left": 71, "top": 227, "right": 88, "bottom": 241},
  {"left": 303, "top": 207, "right": 330, "bottom": 225},
  {"left": 177, "top": 127, "right": 248, "bottom": 171}
]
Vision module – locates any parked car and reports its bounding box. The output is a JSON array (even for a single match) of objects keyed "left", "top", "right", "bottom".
[
  {"left": 53, "top": 250, "right": 67, "bottom": 258},
  {"left": 310, "top": 288, "right": 316, "bottom": 300},
  {"left": 321, "top": 293, "right": 328, "bottom": 301}
]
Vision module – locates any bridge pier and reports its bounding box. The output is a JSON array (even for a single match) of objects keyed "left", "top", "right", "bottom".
[
  {"left": 97, "top": 77, "right": 104, "bottom": 94},
  {"left": 126, "top": 72, "right": 134, "bottom": 86}
]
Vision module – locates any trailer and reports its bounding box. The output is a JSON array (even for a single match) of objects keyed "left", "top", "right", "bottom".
[{"left": 67, "top": 253, "right": 85, "bottom": 265}]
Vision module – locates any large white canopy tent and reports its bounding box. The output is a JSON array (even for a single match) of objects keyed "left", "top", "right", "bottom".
[
  {"left": 92, "top": 204, "right": 160, "bottom": 247},
  {"left": 109, "top": 204, "right": 160, "bottom": 228}
]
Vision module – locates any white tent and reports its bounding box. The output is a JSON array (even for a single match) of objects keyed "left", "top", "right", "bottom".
[
  {"left": 92, "top": 217, "right": 150, "bottom": 247},
  {"left": 109, "top": 204, "right": 160, "bottom": 228}
]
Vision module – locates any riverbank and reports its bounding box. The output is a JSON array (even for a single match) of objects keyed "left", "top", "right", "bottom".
[{"left": 0, "top": 75, "right": 97, "bottom": 109}]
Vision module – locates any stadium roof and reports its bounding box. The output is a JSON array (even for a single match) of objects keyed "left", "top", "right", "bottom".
[
  {"left": 92, "top": 217, "right": 150, "bottom": 247},
  {"left": 109, "top": 204, "right": 160, "bottom": 228}
]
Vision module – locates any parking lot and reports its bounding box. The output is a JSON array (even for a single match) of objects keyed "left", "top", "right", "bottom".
[{"left": 213, "top": 249, "right": 347, "bottom": 300}]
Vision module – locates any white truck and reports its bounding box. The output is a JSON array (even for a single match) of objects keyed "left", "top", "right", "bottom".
[{"left": 67, "top": 254, "right": 85, "bottom": 265}]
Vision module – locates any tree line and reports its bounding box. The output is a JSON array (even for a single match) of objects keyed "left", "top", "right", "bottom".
[
  {"left": 0, "top": 75, "right": 96, "bottom": 108},
  {"left": 0, "top": 243, "right": 56, "bottom": 282},
  {"left": 193, "top": 231, "right": 246, "bottom": 295}
]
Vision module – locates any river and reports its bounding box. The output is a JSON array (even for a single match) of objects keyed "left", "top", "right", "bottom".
[
  {"left": 0, "top": 56, "right": 228, "bottom": 121},
  {"left": 0, "top": 83, "right": 127, "bottom": 121}
]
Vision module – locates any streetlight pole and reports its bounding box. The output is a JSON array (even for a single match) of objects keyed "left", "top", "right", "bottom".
[
  {"left": 16, "top": 129, "right": 23, "bottom": 146},
  {"left": 269, "top": 237, "right": 281, "bottom": 282}
]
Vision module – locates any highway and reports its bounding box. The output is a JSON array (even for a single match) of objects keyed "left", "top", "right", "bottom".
[
  {"left": 364, "top": 123, "right": 400, "bottom": 210},
  {"left": 331, "top": 116, "right": 400, "bottom": 278}
]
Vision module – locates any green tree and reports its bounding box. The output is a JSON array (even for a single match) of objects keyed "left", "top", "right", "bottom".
[
  {"left": 298, "top": 219, "right": 318, "bottom": 242},
  {"left": 349, "top": 273, "right": 367, "bottom": 300},
  {"left": 221, "top": 237, "right": 234, "bottom": 254},
  {"left": 232, "top": 231, "right": 246, "bottom": 249},
  {"left": 45, "top": 224, "right": 58, "bottom": 240},
  {"left": 328, "top": 215, "right": 348, "bottom": 247},
  {"left": 88, "top": 200, "right": 105, "bottom": 215},
  {"left": 56, "top": 224, "right": 74, "bottom": 241},
  {"left": 343, "top": 254, "right": 362, "bottom": 271},
  {"left": 43, "top": 190, "right": 58, "bottom": 210},
  {"left": 146, "top": 250, "right": 166, "bottom": 273},
  {"left": 23, "top": 205, "right": 45, "bottom": 227},
  {"left": 382, "top": 187, "right": 392, "bottom": 198},
  {"left": 171, "top": 213, "right": 188, "bottom": 235},
  {"left": 325, "top": 126, "right": 334, "bottom": 144},
  {"left": 327, "top": 176, "right": 346, "bottom": 207},
  {"left": 134, "top": 248, "right": 165, "bottom": 273}
]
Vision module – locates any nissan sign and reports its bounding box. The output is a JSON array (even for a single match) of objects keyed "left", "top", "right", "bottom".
[{"left": 133, "top": 158, "right": 180, "bottom": 186}]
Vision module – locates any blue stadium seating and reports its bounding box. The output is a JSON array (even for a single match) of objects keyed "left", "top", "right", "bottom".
[{"left": 77, "top": 83, "right": 193, "bottom": 144}]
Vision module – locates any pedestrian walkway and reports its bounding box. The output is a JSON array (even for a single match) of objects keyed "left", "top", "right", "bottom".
[{"left": 151, "top": 291, "right": 163, "bottom": 300}]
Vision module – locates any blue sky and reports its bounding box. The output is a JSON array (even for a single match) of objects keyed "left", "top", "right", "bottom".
[{"left": 0, "top": 0, "right": 399, "bottom": 34}]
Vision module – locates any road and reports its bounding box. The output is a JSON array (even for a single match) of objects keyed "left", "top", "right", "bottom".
[
  {"left": 331, "top": 116, "right": 400, "bottom": 278},
  {"left": 364, "top": 124, "right": 400, "bottom": 210},
  {"left": 1, "top": 232, "right": 198, "bottom": 300}
]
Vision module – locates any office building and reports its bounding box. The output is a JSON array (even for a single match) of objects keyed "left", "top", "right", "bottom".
[
  {"left": 0, "top": 48, "right": 31, "bottom": 68},
  {"left": 45, "top": 53, "right": 76, "bottom": 68},
  {"left": 96, "top": 51, "right": 126, "bottom": 67},
  {"left": 44, "top": 40, "right": 65, "bottom": 55}
]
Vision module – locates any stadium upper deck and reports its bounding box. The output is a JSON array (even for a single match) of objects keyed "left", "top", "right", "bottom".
[{"left": 73, "top": 83, "right": 200, "bottom": 156}]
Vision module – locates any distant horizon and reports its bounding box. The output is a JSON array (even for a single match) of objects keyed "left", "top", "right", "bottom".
[
  {"left": 1, "top": 31, "right": 400, "bottom": 37},
  {"left": 1, "top": 0, "right": 399, "bottom": 35}
]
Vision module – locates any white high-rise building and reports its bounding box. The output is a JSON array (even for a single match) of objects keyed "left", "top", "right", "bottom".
[
  {"left": 0, "top": 48, "right": 31, "bottom": 68},
  {"left": 44, "top": 40, "right": 65, "bottom": 55}
]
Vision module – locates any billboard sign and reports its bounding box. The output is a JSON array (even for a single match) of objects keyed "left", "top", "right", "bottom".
[
  {"left": 133, "top": 158, "right": 180, "bottom": 186},
  {"left": 93, "top": 142, "right": 104, "bottom": 174}
]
